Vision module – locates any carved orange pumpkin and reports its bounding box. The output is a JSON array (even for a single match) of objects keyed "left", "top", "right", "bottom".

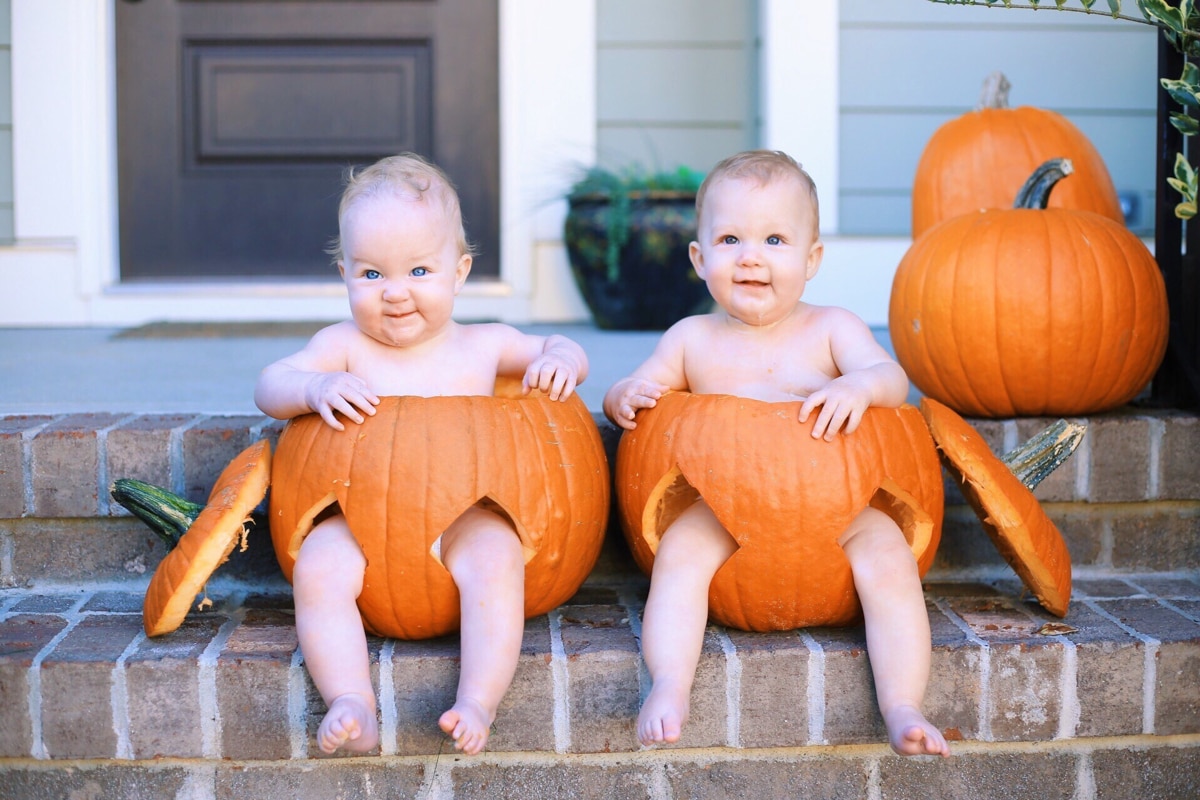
[
  {"left": 269, "top": 380, "right": 609, "bottom": 639},
  {"left": 911, "top": 72, "right": 1123, "bottom": 239},
  {"left": 615, "top": 393, "right": 944, "bottom": 631},
  {"left": 891, "top": 159, "right": 1169, "bottom": 418}
]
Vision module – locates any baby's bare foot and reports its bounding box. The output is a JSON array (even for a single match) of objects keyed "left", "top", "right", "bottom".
[
  {"left": 637, "top": 681, "right": 690, "bottom": 746},
  {"left": 438, "top": 697, "right": 493, "bottom": 755},
  {"left": 317, "top": 693, "right": 379, "bottom": 755},
  {"left": 884, "top": 705, "right": 950, "bottom": 757}
]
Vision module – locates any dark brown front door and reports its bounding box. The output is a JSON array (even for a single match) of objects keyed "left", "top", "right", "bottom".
[{"left": 116, "top": 0, "right": 499, "bottom": 282}]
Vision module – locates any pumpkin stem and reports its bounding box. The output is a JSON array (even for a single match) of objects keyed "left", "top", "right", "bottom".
[
  {"left": 1013, "top": 158, "right": 1074, "bottom": 210},
  {"left": 110, "top": 478, "right": 204, "bottom": 549},
  {"left": 976, "top": 71, "right": 1011, "bottom": 111},
  {"left": 1000, "top": 419, "right": 1087, "bottom": 490}
]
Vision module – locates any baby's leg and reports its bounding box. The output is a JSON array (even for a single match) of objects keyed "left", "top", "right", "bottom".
[
  {"left": 839, "top": 507, "right": 949, "bottom": 757},
  {"left": 437, "top": 505, "right": 525, "bottom": 755},
  {"left": 638, "top": 500, "right": 737, "bottom": 746},
  {"left": 292, "top": 515, "right": 379, "bottom": 755}
]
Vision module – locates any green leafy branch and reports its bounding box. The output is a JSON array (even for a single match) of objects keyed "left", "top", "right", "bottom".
[{"left": 929, "top": 0, "right": 1200, "bottom": 218}]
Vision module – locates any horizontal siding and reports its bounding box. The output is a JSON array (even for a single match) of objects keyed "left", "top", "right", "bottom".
[
  {"left": 839, "top": 1, "right": 1159, "bottom": 236},
  {"left": 0, "top": 0, "right": 11, "bottom": 243},
  {"left": 598, "top": 0, "right": 752, "bottom": 41},
  {"left": 596, "top": 0, "right": 756, "bottom": 174}
]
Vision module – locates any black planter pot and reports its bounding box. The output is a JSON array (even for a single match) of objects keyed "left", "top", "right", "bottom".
[{"left": 564, "top": 192, "right": 712, "bottom": 330}]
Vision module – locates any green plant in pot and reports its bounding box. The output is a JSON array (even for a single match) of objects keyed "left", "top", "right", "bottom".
[{"left": 564, "top": 164, "right": 713, "bottom": 330}]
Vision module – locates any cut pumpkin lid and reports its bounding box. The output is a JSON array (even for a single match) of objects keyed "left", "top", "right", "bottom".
[
  {"left": 140, "top": 439, "right": 271, "bottom": 636},
  {"left": 920, "top": 398, "right": 1074, "bottom": 617}
]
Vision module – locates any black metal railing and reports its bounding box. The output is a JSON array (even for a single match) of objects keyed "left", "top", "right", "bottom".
[{"left": 1152, "top": 34, "right": 1200, "bottom": 410}]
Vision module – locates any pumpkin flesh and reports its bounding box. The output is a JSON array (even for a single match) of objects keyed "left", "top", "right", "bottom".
[{"left": 142, "top": 439, "right": 271, "bottom": 637}]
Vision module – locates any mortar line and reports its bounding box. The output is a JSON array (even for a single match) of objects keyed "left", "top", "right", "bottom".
[
  {"left": 1011, "top": 603, "right": 1079, "bottom": 740},
  {"left": 21, "top": 417, "right": 60, "bottom": 517},
  {"left": 379, "top": 639, "right": 398, "bottom": 756},
  {"left": 1122, "top": 577, "right": 1200, "bottom": 624},
  {"left": 198, "top": 610, "right": 243, "bottom": 758},
  {"left": 933, "top": 598, "right": 992, "bottom": 741},
  {"left": 1001, "top": 419, "right": 1019, "bottom": 454},
  {"left": 617, "top": 588, "right": 651, "bottom": 705},
  {"left": 1081, "top": 598, "right": 1159, "bottom": 735},
  {"left": 1145, "top": 416, "right": 1164, "bottom": 500},
  {"left": 27, "top": 592, "right": 90, "bottom": 759},
  {"left": 168, "top": 415, "right": 209, "bottom": 497},
  {"left": 288, "top": 647, "right": 308, "bottom": 759},
  {"left": 111, "top": 629, "right": 146, "bottom": 759},
  {"left": 96, "top": 413, "right": 140, "bottom": 517},
  {"left": 866, "top": 757, "right": 883, "bottom": 800},
  {"left": 1074, "top": 424, "right": 1091, "bottom": 501},
  {"left": 1076, "top": 749, "right": 1097, "bottom": 800},
  {"left": 547, "top": 608, "right": 571, "bottom": 754},
  {"left": 798, "top": 631, "right": 825, "bottom": 746},
  {"left": 715, "top": 628, "right": 741, "bottom": 748}
]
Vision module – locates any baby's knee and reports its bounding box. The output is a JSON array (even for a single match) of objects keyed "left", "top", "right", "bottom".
[{"left": 294, "top": 529, "right": 366, "bottom": 589}]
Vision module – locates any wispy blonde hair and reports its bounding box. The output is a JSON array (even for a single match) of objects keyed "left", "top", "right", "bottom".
[
  {"left": 696, "top": 150, "right": 820, "bottom": 236},
  {"left": 327, "top": 152, "right": 473, "bottom": 264}
]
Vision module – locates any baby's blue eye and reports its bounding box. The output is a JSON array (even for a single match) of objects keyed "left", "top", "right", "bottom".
[
  {"left": 364, "top": 269, "right": 381, "bottom": 280},
  {"left": 722, "top": 235, "right": 738, "bottom": 245},
  {"left": 766, "top": 235, "right": 782, "bottom": 245},
  {"left": 411, "top": 266, "right": 429, "bottom": 277}
]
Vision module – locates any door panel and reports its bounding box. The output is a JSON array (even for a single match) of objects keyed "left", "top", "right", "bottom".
[{"left": 116, "top": 0, "right": 498, "bottom": 281}]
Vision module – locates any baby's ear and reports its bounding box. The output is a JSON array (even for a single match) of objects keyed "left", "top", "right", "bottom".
[
  {"left": 453, "top": 253, "right": 473, "bottom": 293},
  {"left": 338, "top": 261, "right": 346, "bottom": 279},
  {"left": 805, "top": 240, "right": 824, "bottom": 280},
  {"left": 688, "top": 241, "right": 705, "bottom": 277}
]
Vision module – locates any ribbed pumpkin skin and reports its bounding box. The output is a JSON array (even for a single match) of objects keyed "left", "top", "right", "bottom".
[
  {"left": 911, "top": 107, "right": 1123, "bottom": 239},
  {"left": 269, "top": 382, "right": 609, "bottom": 640},
  {"left": 616, "top": 393, "right": 944, "bottom": 631},
  {"left": 889, "top": 208, "right": 1170, "bottom": 418}
]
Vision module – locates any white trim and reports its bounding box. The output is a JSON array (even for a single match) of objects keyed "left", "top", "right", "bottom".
[
  {"left": 759, "top": 1, "right": 840, "bottom": 234},
  {"left": 3, "top": 0, "right": 596, "bottom": 326}
]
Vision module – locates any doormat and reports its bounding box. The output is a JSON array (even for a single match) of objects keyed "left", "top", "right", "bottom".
[{"left": 112, "top": 321, "right": 337, "bottom": 339}]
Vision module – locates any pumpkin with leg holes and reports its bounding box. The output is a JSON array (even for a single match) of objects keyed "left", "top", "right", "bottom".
[
  {"left": 268, "top": 378, "right": 609, "bottom": 639},
  {"left": 911, "top": 72, "right": 1123, "bottom": 239},
  {"left": 891, "top": 158, "right": 1169, "bottom": 418},
  {"left": 615, "top": 393, "right": 945, "bottom": 630}
]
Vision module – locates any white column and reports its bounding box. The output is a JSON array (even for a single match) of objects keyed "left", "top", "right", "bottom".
[{"left": 758, "top": 1, "right": 840, "bottom": 234}]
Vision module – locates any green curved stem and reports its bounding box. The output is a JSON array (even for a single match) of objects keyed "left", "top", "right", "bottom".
[
  {"left": 1001, "top": 419, "right": 1088, "bottom": 490},
  {"left": 1014, "top": 158, "right": 1074, "bottom": 210},
  {"left": 110, "top": 479, "right": 203, "bottom": 549}
]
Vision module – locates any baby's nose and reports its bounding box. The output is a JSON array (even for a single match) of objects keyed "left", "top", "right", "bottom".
[{"left": 382, "top": 281, "right": 410, "bottom": 301}]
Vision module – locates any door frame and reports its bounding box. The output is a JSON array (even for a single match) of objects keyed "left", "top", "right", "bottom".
[{"left": 6, "top": 0, "right": 602, "bottom": 325}]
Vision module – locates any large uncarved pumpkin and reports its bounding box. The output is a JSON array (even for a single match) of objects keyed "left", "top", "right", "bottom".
[
  {"left": 615, "top": 393, "right": 945, "bottom": 631},
  {"left": 911, "top": 72, "right": 1123, "bottom": 239},
  {"left": 269, "top": 379, "right": 609, "bottom": 640},
  {"left": 890, "top": 159, "right": 1169, "bottom": 418}
]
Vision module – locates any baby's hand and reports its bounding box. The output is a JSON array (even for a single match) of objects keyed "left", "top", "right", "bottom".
[
  {"left": 304, "top": 372, "right": 380, "bottom": 431},
  {"left": 607, "top": 378, "right": 668, "bottom": 430},
  {"left": 523, "top": 353, "right": 580, "bottom": 401},
  {"left": 798, "top": 378, "right": 872, "bottom": 441}
]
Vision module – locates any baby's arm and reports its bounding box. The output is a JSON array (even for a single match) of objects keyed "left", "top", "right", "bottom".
[
  {"left": 603, "top": 323, "right": 690, "bottom": 430},
  {"left": 799, "top": 308, "right": 908, "bottom": 440},
  {"left": 492, "top": 328, "right": 588, "bottom": 401},
  {"left": 523, "top": 334, "right": 589, "bottom": 400},
  {"left": 254, "top": 323, "right": 380, "bottom": 430}
]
